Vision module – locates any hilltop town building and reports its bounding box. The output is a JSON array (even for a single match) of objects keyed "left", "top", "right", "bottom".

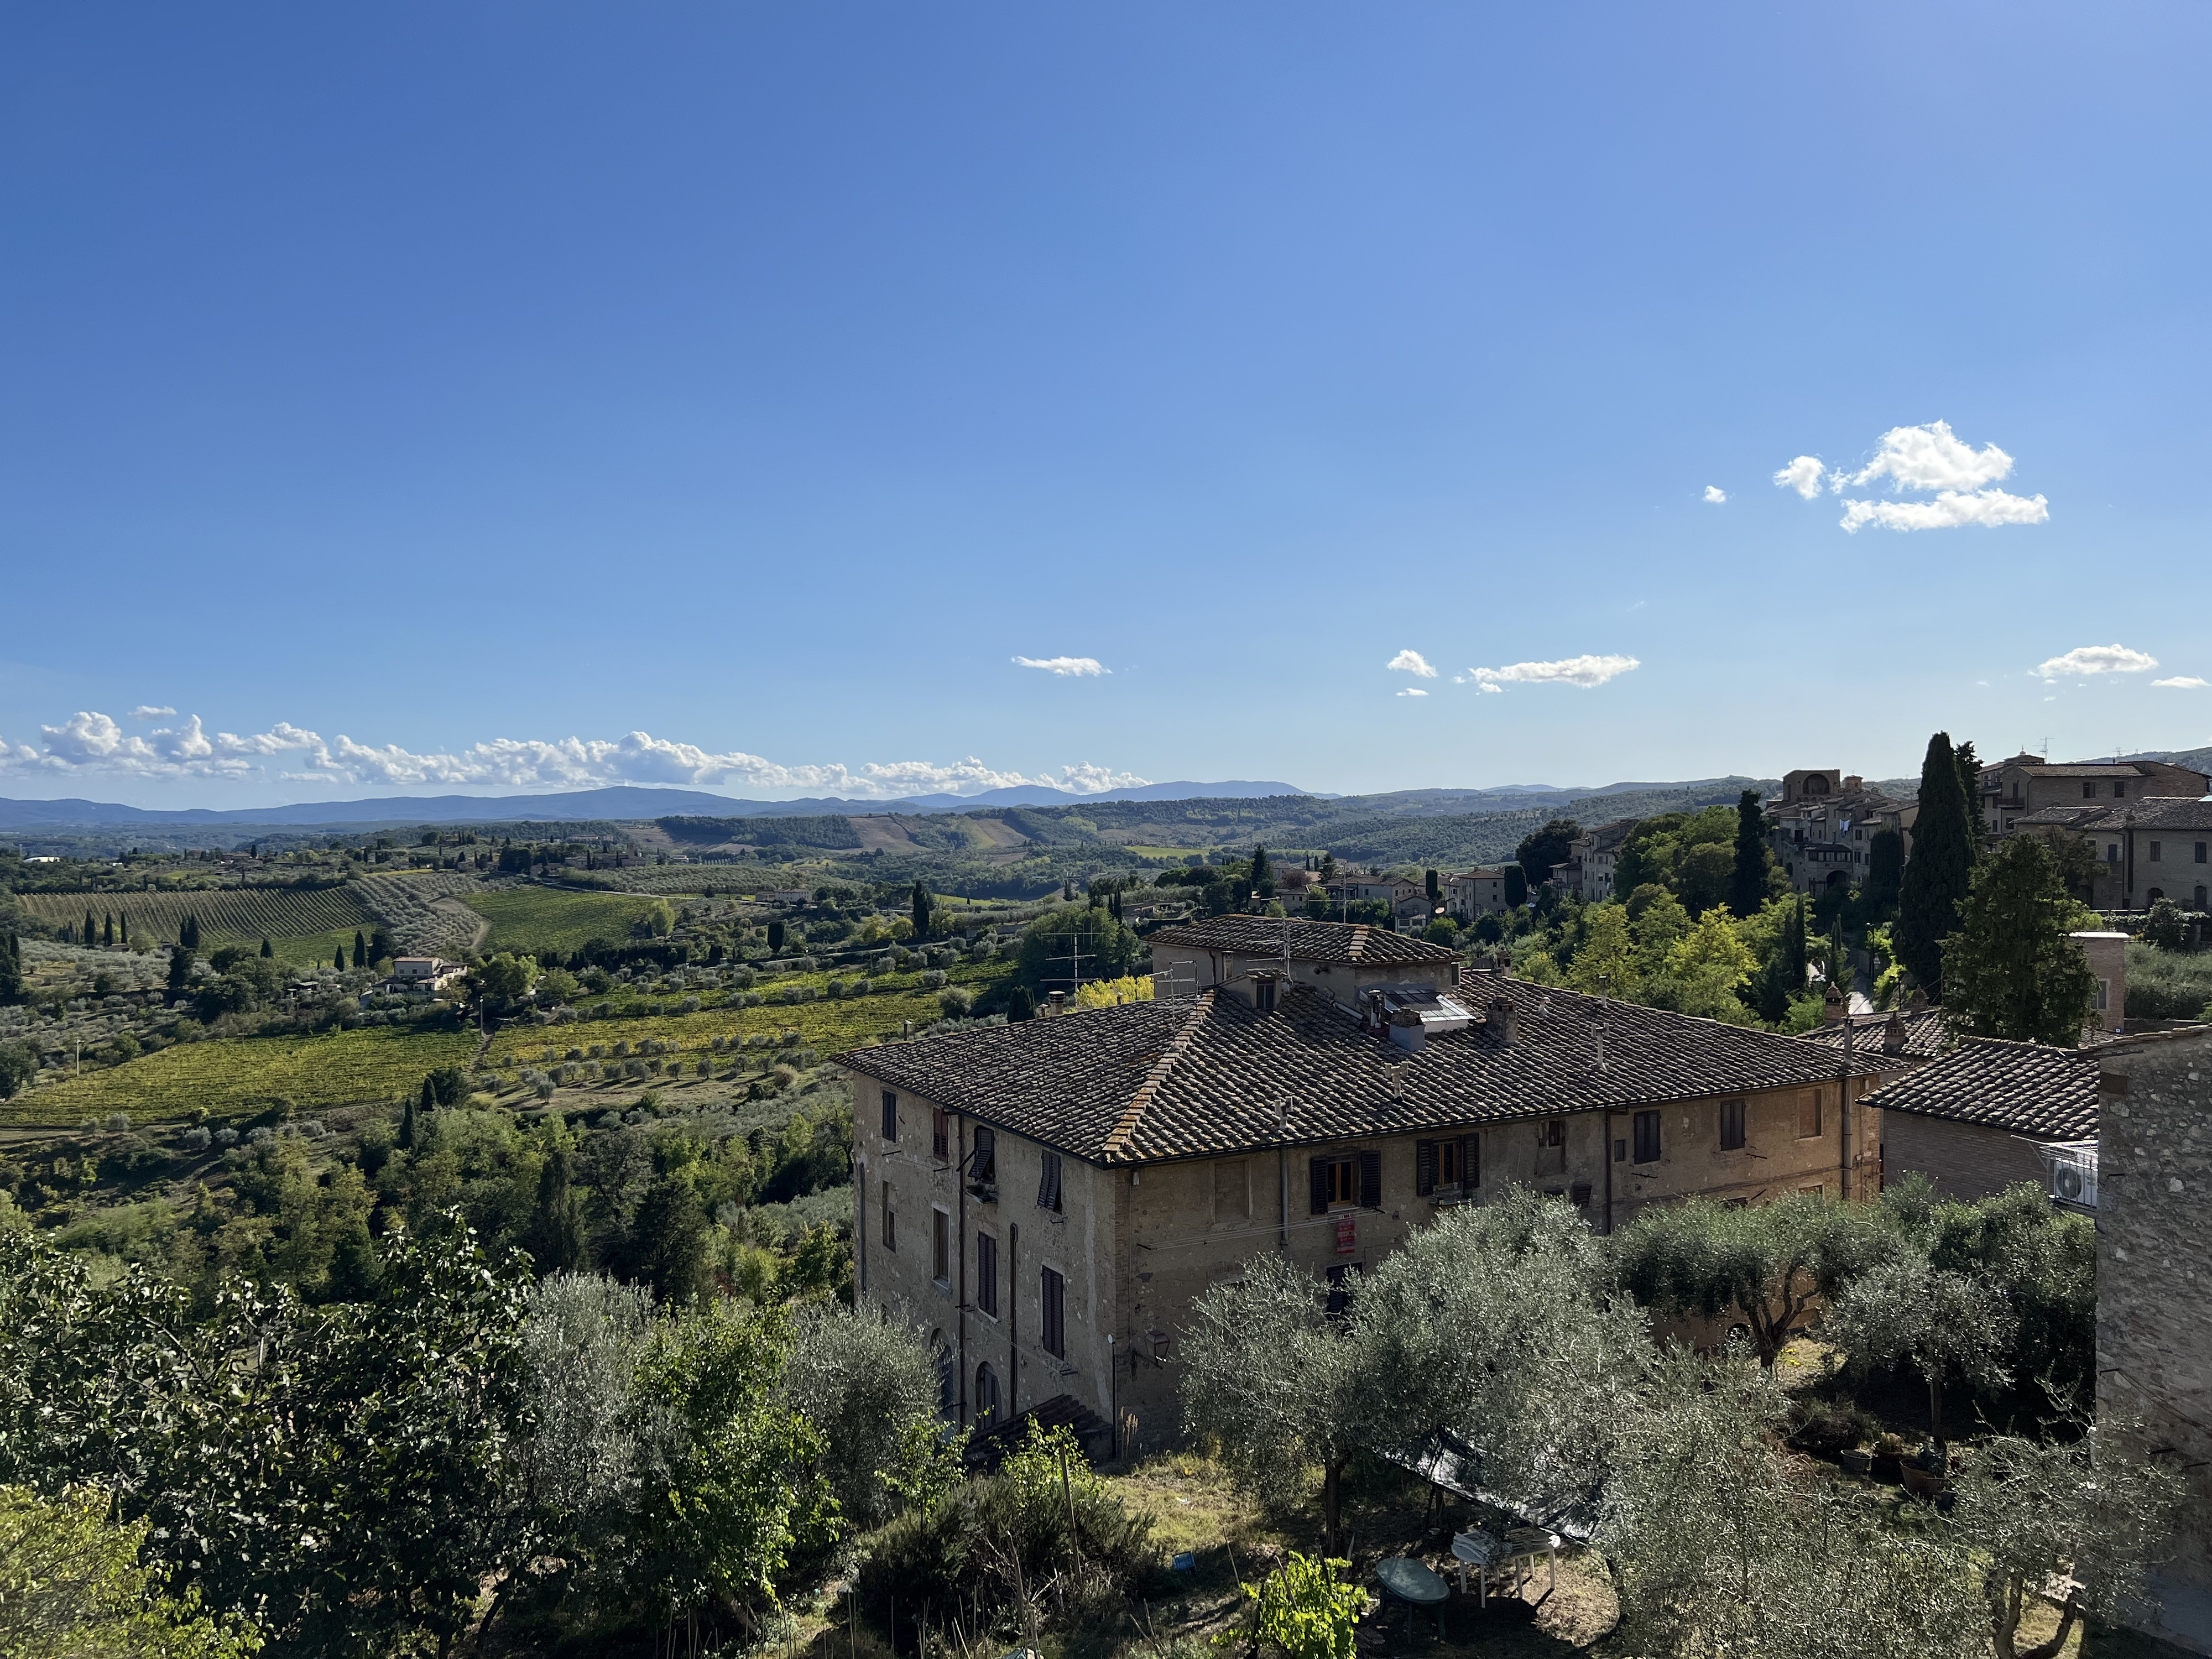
[
  {"left": 2016, "top": 797, "right": 2212, "bottom": 914},
  {"left": 842, "top": 917, "right": 1882, "bottom": 1458},
  {"left": 1767, "top": 769, "right": 1913, "bottom": 896}
]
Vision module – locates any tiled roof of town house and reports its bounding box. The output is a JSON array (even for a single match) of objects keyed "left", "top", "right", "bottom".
[
  {"left": 2015, "top": 763, "right": 2167, "bottom": 779},
  {"left": 1804, "top": 1009, "right": 1951, "bottom": 1061},
  {"left": 2018, "top": 798, "right": 2212, "bottom": 831},
  {"left": 1860, "top": 1038, "right": 2098, "bottom": 1140},
  {"left": 1146, "top": 915, "right": 1459, "bottom": 965},
  {"left": 840, "top": 971, "right": 1884, "bottom": 1166}
]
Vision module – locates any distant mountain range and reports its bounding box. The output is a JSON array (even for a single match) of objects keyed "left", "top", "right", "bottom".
[{"left": 0, "top": 779, "right": 1317, "bottom": 830}]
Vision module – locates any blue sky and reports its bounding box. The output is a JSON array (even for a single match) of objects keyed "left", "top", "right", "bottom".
[{"left": 3, "top": 3, "right": 2208, "bottom": 807}]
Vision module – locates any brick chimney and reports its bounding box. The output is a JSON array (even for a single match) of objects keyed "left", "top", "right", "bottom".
[
  {"left": 1882, "top": 1012, "right": 1908, "bottom": 1056},
  {"left": 2070, "top": 930, "right": 2129, "bottom": 1032},
  {"left": 1822, "top": 985, "right": 1846, "bottom": 1025},
  {"left": 1488, "top": 995, "right": 1515, "bottom": 1046}
]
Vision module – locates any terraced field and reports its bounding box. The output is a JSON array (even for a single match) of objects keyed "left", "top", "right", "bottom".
[
  {"left": 463, "top": 888, "right": 674, "bottom": 955},
  {"left": 19, "top": 886, "right": 373, "bottom": 966},
  {"left": 486, "top": 962, "right": 1011, "bottom": 1071},
  {"left": 0, "top": 1025, "right": 478, "bottom": 1128}
]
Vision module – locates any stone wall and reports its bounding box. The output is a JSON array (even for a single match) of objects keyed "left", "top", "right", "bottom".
[{"left": 2098, "top": 1026, "right": 2212, "bottom": 1655}]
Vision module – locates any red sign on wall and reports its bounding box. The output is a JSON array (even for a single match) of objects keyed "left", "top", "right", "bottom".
[{"left": 1334, "top": 1214, "right": 1357, "bottom": 1255}]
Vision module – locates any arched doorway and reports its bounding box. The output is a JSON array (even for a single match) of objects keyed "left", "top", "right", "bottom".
[
  {"left": 2195, "top": 884, "right": 2208, "bottom": 911},
  {"left": 975, "top": 1361, "right": 1001, "bottom": 1428}
]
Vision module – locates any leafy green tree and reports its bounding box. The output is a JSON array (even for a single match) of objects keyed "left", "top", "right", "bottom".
[
  {"left": 627, "top": 1298, "right": 828, "bottom": 1629},
  {"left": 1237, "top": 1553, "right": 1364, "bottom": 1659},
  {"left": 165, "top": 943, "right": 195, "bottom": 999},
  {"left": 1014, "top": 906, "right": 1141, "bottom": 1000},
  {"left": 1515, "top": 818, "right": 1580, "bottom": 890},
  {"left": 1728, "top": 789, "right": 1768, "bottom": 917},
  {"left": 477, "top": 951, "right": 540, "bottom": 1008},
  {"left": 0, "top": 1035, "right": 40, "bottom": 1104},
  {"left": 1753, "top": 895, "right": 1810, "bottom": 1023},
  {"left": 1939, "top": 833, "right": 2098, "bottom": 1045},
  {"left": 1613, "top": 1193, "right": 1890, "bottom": 1368},
  {"left": 1251, "top": 843, "right": 1274, "bottom": 900},
  {"left": 910, "top": 880, "right": 932, "bottom": 941},
  {"left": 1895, "top": 731, "right": 1979, "bottom": 1000},
  {"left": 0, "top": 1484, "right": 263, "bottom": 1658},
  {"left": 1568, "top": 904, "right": 1639, "bottom": 999}
]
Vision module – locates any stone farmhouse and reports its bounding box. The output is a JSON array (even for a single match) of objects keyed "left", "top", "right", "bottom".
[
  {"left": 1978, "top": 752, "right": 2210, "bottom": 839},
  {"left": 841, "top": 917, "right": 1884, "bottom": 1460},
  {"left": 1559, "top": 818, "right": 1637, "bottom": 904},
  {"left": 1442, "top": 867, "right": 1515, "bottom": 920},
  {"left": 1861, "top": 1040, "right": 2099, "bottom": 1203}
]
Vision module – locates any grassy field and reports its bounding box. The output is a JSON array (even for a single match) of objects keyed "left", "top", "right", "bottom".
[
  {"left": 19, "top": 886, "right": 374, "bottom": 967},
  {"left": 486, "top": 963, "right": 1011, "bottom": 1071},
  {"left": 0, "top": 1025, "right": 479, "bottom": 1128},
  {"left": 463, "top": 888, "right": 671, "bottom": 955}
]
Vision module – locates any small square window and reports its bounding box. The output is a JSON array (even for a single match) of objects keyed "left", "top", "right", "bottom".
[
  {"left": 2083, "top": 781, "right": 2098, "bottom": 799},
  {"left": 2114, "top": 781, "right": 2127, "bottom": 799}
]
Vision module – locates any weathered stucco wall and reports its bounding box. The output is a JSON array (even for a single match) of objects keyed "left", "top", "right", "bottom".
[{"left": 1881, "top": 1110, "right": 2051, "bottom": 1202}]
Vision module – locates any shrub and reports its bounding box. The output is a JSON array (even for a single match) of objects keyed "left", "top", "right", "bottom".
[
  {"left": 1241, "top": 1553, "right": 1365, "bottom": 1659},
  {"left": 1786, "top": 1396, "right": 1872, "bottom": 1457},
  {"left": 937, "top": 987, "right": 975, "bottom": 1018},
  {"left": 2125, "top": 942, "right": 2212, "bottom": 1020}
]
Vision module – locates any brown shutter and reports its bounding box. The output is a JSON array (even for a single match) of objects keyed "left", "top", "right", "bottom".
[
  {"left": 1358, "top": 1150, "right": 1382, "bottom": 1209},
  {"left": 1310, "top": 1157, "right": 1330, "bottom": 1215},
  {"left": 1416, "top": 1140, "right": 1436, "bottom": 1197},
  {"left": 1462, "top": 1133, "right": 1480, "bottom": 1190}
]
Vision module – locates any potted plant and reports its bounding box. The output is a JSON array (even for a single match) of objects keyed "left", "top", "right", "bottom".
[
  {"left": 1870, "top": 1433, "right": 1907, "bottom": 1485},
  {"left": 1901, "top": 1443, "right": 1949, "bottom": 1499}
]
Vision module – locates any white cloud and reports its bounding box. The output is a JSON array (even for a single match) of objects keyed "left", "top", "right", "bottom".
[
  {"left": 1703, "top": 486, "right": 1727, "bottom": 504},
  {"left": 1011, "top": 656, "right": 1108, "bottom": 677},
  {"left": 1840, "top": 489, "right": 2049, "bottom": 533},
  {"left": 2152, "top": 675, "right": 2208, "bottom": 689},
  {"left": 1386, "top": 649, "right": 1438, "bottom": 679},
  {"left": 1477, "top": 682, "right": 1503, "bottom": 695},
  {"left": 0, "top": 711, "right": 1151, "bottom": 800},
  {"left": 2036, "top": 644, "right": 2159, "bottom": 679},
  {"left": 1772, "top": 456, "right": 1827, "bottom": 500},
  {"left": 127, "top": 705, "right": 175, "bottom": 721},
  {"left": 1849, "top": 420, "right": 2015, "bottom": 492},
  {"left": 1779, "top": 422, "right": 2049, "bottom": 533},
  {"left": 1470, "top": 654, "right": 1640, "bottom": 689},
  {"left": 1396, "top": 687, "right": 1428, "bottom": 698}
]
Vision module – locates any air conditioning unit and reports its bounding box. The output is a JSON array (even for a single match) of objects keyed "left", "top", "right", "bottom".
[{"left": 2044, "top": 1141, "right": 2099, "bottom": 1212}]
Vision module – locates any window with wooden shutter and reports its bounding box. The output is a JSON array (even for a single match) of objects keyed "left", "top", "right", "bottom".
[
  {"left": 1037, "top": 1151, "right": 1063, "bottom": 1212},
  {"left": 880, "top": 1091, "right": 898, "bottom": 1142},
  {"left": 976, "top": 1232, "right": 998, "bottom": 1315},
  {"left": 1416, "top": 1141, "right": 1438, "bottom": 1197},
  {"left": 1041, "top": 1266, "right": 1067, "bottom": 1358},
  {"left": 931, "top": 1208, "right": 950, "bottom": 1283},
  {"left": 1358, "top": 1150, "right": 1381, "bottom": 1209},
  {"left": 882, "top": 1181, "right": 896, "bottom": 1251},
  {"left": 1310, "top": 1157, "right": 1331, "bottom": 1215},
  {"left": 1719, "top": 1098, "right": 1746, "bottom": 1151},
  {"left": 1463, "top": 1133, "right": 1480, "bottom": 1190},
  {"left": 1633, "top": 1110, "right": 1661, "bottom": 1164},
  {"left": 968, "top": 1126, "right": 997, "bottom": 1181},
  {"left": 932, "top": 1108, "right": 950, "bottom": 1160}
]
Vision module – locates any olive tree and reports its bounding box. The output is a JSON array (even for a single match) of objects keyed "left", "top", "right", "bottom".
[
  {"left": 1613, "top": 1192, "right": 1892, "bottom": 1369},
  {"left": 779, "top": 1300, "right": 948, "bottom": 1528},
  {"left": 1822, "top": 1250, "right": 2014, "bottom": 1446}
]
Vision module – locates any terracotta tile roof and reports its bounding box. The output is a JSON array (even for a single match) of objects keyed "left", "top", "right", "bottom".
[
  {"left": 840, "top": 970, "right": 1882, "bottom": 1166},
  {"left": 1804, "top": 1010, "right": 1951, "bottom": 1060},
  {"left": 1146, "top": 915, "right": 1458, "bottom": 966},
  {"left": 2017, "top": 799, "right": 2212, "bottom": 831},
  {"left": 1860, "top": 1038, "right": 2098, "bottom": 1140}
]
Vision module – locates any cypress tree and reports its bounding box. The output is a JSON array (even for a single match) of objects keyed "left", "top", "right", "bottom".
[
  {"left": 525, "top": 1137, "right": 587, "bottom": 1275},
  {"left": 0, "top": 933, "right": 20, "bottom": 1001},
  {"left": 352, "top": 930, "right": 367, "bottom": 968},
  {"left": 119, "top": 914, "right": 129, "bottom": 946},
  {"left": 85, "top": 909, "right": 97, "bottom": 948},
  {"left": 1425, "top": 868, "right": 1441, "bottom": 907},
  {"left": 334, "top": 946, "right": 347, "bottom": 972},
  {"left": 260, "top": 937, "right": 273, "bottom": 958},
  {"left": 910, "top": 880, "right": 932, "bottom": 941},
  {"left": 1939, "top": 834, "right": 2098, "bottom": 1044},
  {"left": 404, "top": 1080, "right": 426, "bottom": 1150},
  {"left": 102, "top": 915, "right": 114, "bottom": 947},
  {"left": 1729, "top": 789, "right": 1768, "bottom": 918},
  {"left": 1895, "top": 731, "right": 1980, "bottom": 1001},
  {"left": 1251, "top": 844, "right": 1274, "bottom": 900}
]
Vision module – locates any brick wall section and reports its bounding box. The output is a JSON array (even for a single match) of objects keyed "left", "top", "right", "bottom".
[
  {"left": 2097, "top": 1026, "right": 2212, "bottom": 1655},
  {"left": 1881, "top": 1112, "right": 2050, "bottom": 1202}
]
